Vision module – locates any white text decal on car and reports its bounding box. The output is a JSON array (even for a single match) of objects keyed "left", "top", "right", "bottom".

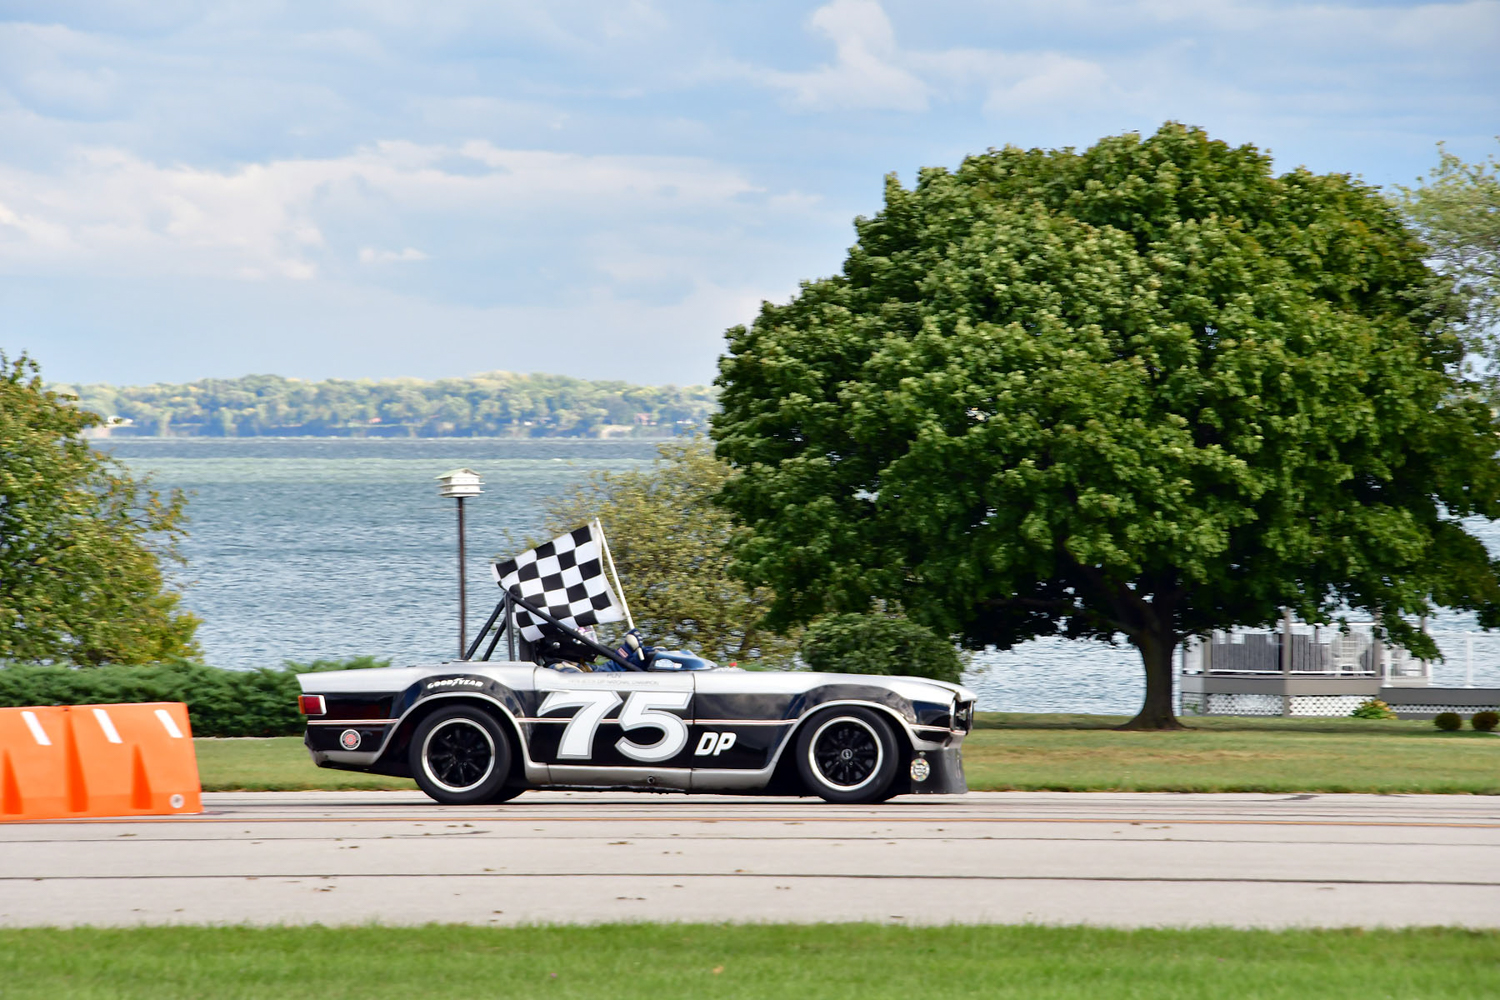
[{"left": 537, "top": 690, "right": 692, "bottom": 762}]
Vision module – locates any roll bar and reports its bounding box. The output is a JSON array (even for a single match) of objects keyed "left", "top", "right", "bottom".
[{"left": 462, "top": 589, "right": 639, "bottom": 671}]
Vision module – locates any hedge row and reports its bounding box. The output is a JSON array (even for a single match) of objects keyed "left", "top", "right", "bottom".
[{"left": 0, "top": 658, "right": 386, "bottom": 738}]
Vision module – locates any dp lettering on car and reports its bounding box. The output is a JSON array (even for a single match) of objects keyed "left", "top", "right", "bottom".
[
  {"left": 694, "top": 731, "right": 737, "bottom": 756},
  {"left": 537, "top": 689, "right": 691, "bottom": 762}
]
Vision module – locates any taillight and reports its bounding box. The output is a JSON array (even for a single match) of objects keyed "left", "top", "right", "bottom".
[{"left": 298, "top": 694, "right": 326, "bottom": 716}]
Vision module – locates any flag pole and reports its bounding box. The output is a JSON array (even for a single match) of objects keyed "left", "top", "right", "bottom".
[{"left": 595, "top": 518, "right": 635, "bottom": 631}]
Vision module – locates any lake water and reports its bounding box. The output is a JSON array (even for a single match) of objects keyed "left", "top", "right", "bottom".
[{"left": 101, "top": 438, "right": 1500, "bottom": 713}]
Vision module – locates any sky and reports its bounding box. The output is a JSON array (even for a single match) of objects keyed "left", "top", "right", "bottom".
[{"left": 3, "top": 0, "right": 1497, "bottom": 389}]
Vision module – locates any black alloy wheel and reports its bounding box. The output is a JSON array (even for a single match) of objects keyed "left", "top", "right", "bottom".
[
  {"left": 794, "top": 706, "right": 899, "bottom": 804},
  {"left": 408, "top": 707, "right": 513, "bottom": 805},
  {"left": 814, "top": 720, "right": 880, "bottom": 785}
]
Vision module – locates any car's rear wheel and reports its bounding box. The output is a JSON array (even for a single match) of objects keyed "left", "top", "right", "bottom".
[
  {"left": 409, "top": 707, "right": 513, "bottom": 805},
  {"left": 795, "top": 707, "right": 899, "bottom": 804}
]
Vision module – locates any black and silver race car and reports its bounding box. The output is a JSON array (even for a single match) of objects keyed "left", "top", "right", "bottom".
[{"left": 297, "top": 592, "right": 975, "bottom": 805}]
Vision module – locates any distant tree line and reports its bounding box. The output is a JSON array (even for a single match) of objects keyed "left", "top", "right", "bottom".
[{"left": 57, "top": 372, "right": 718, "bottom": 438}]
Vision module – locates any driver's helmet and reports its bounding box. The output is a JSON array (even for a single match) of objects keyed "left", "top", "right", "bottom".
[{"left": 537, "top": 624, "right": 601, "bottom": 669}]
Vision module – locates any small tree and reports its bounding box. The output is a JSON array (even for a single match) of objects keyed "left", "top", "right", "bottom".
[
  {"left": 528, "top": 438, "right": 799, "bottom": 667},
  {"left": 801, "top": 613, "right": 963, "bottom": 684},
  {"left": 0, "top": 353, "right": 200, "bottom": 664},
  {"left": 1397, "top": 140, "right": 1500, "bottom": 388},
  {"left": 713, "top": 124, "right": 1500, "bottom": 729}
]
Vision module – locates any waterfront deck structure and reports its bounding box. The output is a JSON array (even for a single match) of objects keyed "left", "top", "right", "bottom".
[{"left": 1179, "top": 621, "right": 1500, "bottom": 718}]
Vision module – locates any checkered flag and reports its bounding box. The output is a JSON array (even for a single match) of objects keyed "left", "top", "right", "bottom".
[{"left": 491, "top": 522, "right": 625, "bottom": 643}]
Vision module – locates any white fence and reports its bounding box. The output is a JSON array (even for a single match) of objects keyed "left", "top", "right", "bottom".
[
  {"left": 1186, "top": 623, "right": 1429, "bottom": 682},
  {"left": 1180, "top": 692, "right": 1375, "bottom": 717},
  {"left": 1428, "top": 631, "right": 1500, "bottom": 687},
  {"left": 1183, "top": 623, "right": 1500, "bottom": 688}
]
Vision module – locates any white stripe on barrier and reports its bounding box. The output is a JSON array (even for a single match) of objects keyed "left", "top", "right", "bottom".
[
  {"left": 154, "top": 709, "right": 184, "bottom": 739},
  {"left": 20, "top": 711, "right": 51, "bottom": 747},
  {"left": 93, "top": 708, "right": 123, "bottom": 744}
]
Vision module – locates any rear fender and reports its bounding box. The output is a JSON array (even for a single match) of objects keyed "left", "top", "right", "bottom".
[{"left": 381, "top": 693, "right": 538, "bottom": 784}]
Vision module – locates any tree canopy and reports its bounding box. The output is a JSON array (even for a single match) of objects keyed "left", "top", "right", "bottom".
[
  {"left": 59, "top": 372, "right": 716, "bottom": 439},
  {"left": 712, "top": 123, "right": 1500, "bottom": 728},
  {"left": 524, "top": 438, "right": 799, "bottom": 668},
  {"left": 1397, "top": 140, "right": 1500, "bottom": 390},
  {"left": 1, "top": 353, "right": 200, "bottom": 665}
]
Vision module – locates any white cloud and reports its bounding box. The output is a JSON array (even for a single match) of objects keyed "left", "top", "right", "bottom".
[
  {"left": 761, "top": 0, "right": 930, "bottom": 112},
  {"left": 752, "top": 0, "right": 1498, "bottom": 129},
  {"left": 0, "top": 22, "right": 126, "bottom": 119},
  {"left": 0, "top": 135, "right": 844, "bottom": 385},
  {"left": 358, "top": 246, "right": 428, "bottom": 264},
  {"left": 12, "top": 264, "right": 787, "bottom": 386},
  {"left": 908, "top": 46, "right": 1116, "bottom": 116},
  {"left": 979, "top": 56, "right": 1114, "bottom": 115},
  {"left": 757, "top": 0, "right": 1116, "bottom": 116},
  {"left": 6, "top": 0, "right": 1496, "bottom": 388},
  {"left": 1125, "top": 0, "right": 1500, "bottom": 53},
  {"left": 0, "top": 141, "right": 774, "bottom": 282}
]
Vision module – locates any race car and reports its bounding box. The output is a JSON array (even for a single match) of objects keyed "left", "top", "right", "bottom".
[{"left": 297, "top": 593, "right": 976, "bottom": 804}]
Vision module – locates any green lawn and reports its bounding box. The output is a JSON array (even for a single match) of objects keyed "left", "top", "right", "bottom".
[
  {"left": 1, "top": 924, "right": 1495, "bottom": 1000},
  {"left": 961, "top": 713, "right": 1500, "bottom": 794},
  {"left": 193, "top": 714, "right": 1500, "bottom": 795},
  {"left": 195, "top": 737, "right": 416, "bottom": 791}
]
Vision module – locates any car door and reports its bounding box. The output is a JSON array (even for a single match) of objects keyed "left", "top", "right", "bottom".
[
  {"left": 529, "top": 668, "right": 695, "bottom": 788},
  {"left": 687, "top": 669, "right": 804, "bottom": 791}
]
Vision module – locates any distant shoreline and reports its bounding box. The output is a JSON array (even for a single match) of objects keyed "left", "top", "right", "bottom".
[
  {"left": 60, "top": 371, "right": 719, "bottom": 440},
  {"left": 87, "top": 433, "right": 691, "bottom": 442}
]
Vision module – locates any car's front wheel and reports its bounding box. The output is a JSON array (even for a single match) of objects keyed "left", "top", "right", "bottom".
[
  {"left": 795, "top": 707, "right": 899, "bottom": 804},
  {"left": 409, "top": 707, "right": 513, "bottom": 805}
]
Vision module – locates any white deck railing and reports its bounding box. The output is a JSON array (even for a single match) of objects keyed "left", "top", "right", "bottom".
[{"left": 1182, "top": 623, "right": 1433, "bottom": 684}]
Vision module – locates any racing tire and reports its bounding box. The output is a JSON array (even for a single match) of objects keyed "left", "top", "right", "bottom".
[
  {"left": 488, "top": 784, "right": 528, "bottom": 804},
  {"left": 409, "top": 707, "right": 513, "bottom": 805},
  {"left": 795, "top": 707, "right": 899, "bottom": 804}
]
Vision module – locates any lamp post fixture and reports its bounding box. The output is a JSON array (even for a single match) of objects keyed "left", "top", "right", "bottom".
[{"left": 436, "top": 468, "right": 484, "bottom": 659}]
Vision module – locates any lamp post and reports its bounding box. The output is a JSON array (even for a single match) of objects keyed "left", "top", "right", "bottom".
[{"left": 436, "top": 468, "right": 484, "bottom": 659}]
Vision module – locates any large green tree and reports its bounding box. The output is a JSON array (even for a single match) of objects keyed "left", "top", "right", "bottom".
[
  {"left": 527, "top": 438, "right": 799, "bottom": 668},
  {"left": 712, "top": 123, "right": 1500, "bottom": 729},
  {"left": 1, "top": 353, "right": 200, "bottom": 665},
  {"left": 1397, "top": 140, "right": 1500, "bottom": 388}
]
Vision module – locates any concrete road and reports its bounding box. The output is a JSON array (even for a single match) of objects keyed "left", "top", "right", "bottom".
[{"left": 1, "top": 791, "right": 1496, "bottom": 928}]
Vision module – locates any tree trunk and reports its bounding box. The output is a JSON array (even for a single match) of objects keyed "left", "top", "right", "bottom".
[{"left": 1119, "top": 626, "right": 1186, "bottom": 730}]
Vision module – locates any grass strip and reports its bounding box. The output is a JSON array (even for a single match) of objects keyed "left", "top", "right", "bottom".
[
  {"left": 194, "top": 738, "right": 415, "bottom": 791},
  {"left": 962, "top": 713, "right": 1500, "bottom": 794},
  {"left": 1, "top": 924, "right": 1496, "bottom": 1000},
  {"left": 194, "top": 714, "right": 1500, "bottom": 794}
]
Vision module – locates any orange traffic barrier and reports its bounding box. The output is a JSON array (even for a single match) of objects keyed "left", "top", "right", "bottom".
[{"left": 0, "top": 702, "right": 201, "bottom": 821}]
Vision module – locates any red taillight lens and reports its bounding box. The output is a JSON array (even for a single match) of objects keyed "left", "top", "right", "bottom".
[{"left": 298, "top": 694, "right": 326, "bottom": 716}]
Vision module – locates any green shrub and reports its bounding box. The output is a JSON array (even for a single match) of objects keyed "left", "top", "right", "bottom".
[
  {"left": 0, "top": 658, "right": 385, "bottom": 737},
  {"left": 1349, "top": 698, "right": 1396, "bottom": 720},
  {"left": 1434, "top": 711, "right": 1463, "bottom": 731},
  {"left": 800, "top": 614, "right": 963, "bottom": 684},
  {"left": 1472, "top": 710, "right": 1499, "bottom": 732}
]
